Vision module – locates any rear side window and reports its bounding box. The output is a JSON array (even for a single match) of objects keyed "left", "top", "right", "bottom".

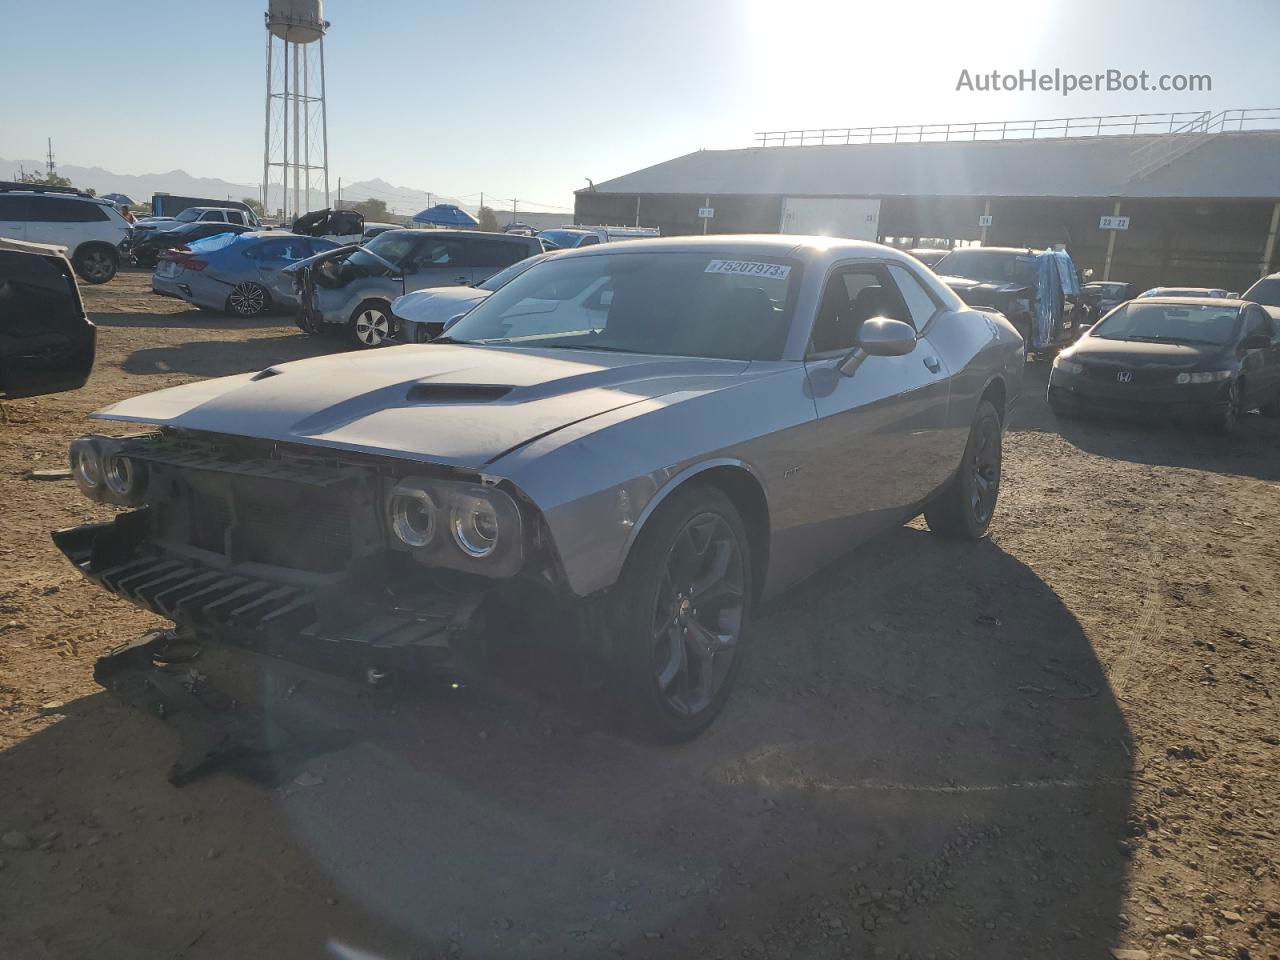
[
  {"left": 226, "top": 212, "right": 245, "bottom": 225},
  {"left": 468, "top": 238, "right": 530, "bottom": 268},
  {"left": 0, "top": 196, "right": 32, "bottom": 220},
  {"left": 577, "top": 235, "right": 600, "bottom": 247},
  {"left": 199, "top": 211, "right": 221, "bottom": 221},
  {"left": 28, "top": 197, "right": 109, "bottom": 223}
]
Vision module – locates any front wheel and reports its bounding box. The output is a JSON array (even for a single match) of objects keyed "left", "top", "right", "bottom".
[
  {"left": 73, "top": 246, "right": 118, "bottom": 284},
  {"left": 925, "top": 399, "right": 1003, "bottom": 540},
  {"left": 610, "top": 485, "right": 752, "bottom": 742},
  {"left": 347, "top": 301, "right": 394, "bottom": 348},
  {"left": 1207, "top": 380, "right": 1241, "bottom": 435}
]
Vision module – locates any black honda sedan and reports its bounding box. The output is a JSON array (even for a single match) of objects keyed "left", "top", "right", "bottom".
[{"left": 1047, "top": 297, "right": 1280, "bottom": 433}]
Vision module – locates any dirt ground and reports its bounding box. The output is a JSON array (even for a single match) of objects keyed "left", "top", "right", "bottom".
[{"left": 1, "top": 269, "right": 1277, "bottom": 960}]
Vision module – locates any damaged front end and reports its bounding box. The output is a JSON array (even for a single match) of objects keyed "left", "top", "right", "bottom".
[{"left": 54, "top": 430, "right": 553, "bottom": 685}]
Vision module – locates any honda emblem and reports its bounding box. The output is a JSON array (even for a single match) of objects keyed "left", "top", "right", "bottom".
[{"left": 1116, "top": 371, "right": 1132, "bottom": 383}]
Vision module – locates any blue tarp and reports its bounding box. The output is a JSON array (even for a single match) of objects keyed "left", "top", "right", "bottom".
[{"left": 412, "top": 203, "right": 479, "bottom": 227}]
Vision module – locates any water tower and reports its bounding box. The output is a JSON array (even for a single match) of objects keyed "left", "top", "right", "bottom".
[{"left": 263, "top": 0, "right": 329, "bottom": 223}]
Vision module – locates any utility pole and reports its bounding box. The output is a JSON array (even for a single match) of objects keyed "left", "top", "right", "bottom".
[
  {"left": 46, "top": 138, "right": 55, "bottom": 179},
  {"left": 337, "top": 176, "right": 341, "bottom": 206}
]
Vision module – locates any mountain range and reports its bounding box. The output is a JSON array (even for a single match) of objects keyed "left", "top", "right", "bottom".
[{"left": 0, "top": 157, "right": 472, "bottom": 216}]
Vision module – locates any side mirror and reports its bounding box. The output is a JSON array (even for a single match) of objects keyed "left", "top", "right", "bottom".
[
  {"left": 838, "top": 317, "right": 917, "bottom": 376},
  {"left": 442, "top": 313, "right": 466, "bottom": 333},
  {"left": 1241, "top": 333, "right": 1270, "bottom": 350}
]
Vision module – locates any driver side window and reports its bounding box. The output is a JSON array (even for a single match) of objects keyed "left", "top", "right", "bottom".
[{"left": 808, "top": 264, "right": 910, "bottom": 356}]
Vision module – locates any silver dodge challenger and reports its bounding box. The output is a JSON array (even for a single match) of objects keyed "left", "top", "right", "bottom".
[{"left": 56, "top": 236, "right": 1023, "bottom": 740}]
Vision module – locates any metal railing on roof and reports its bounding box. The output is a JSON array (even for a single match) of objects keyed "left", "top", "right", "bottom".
[{"left": 753, "top": 107, "right": 1280, "bottom": 148}]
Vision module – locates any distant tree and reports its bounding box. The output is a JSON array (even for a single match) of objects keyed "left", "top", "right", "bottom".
[
  {"left": 19, "top": 171, "right": 73, "bottom": 188},
  {"left": 477, "top": 206, "right": 499, "bottom": 232},
  {"left": 241, "top": 196, "right": 265, "bottom": 215},
  {"left": 352, "top": 198, "right": 389, "bottom": 222},
  {"left": 85, "top": 187, "right": 96, "bottom": 197}
]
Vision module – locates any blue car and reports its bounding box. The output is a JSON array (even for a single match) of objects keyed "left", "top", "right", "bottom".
[{"left": 151, "top": 231, "right": 339, "bottom": 317}]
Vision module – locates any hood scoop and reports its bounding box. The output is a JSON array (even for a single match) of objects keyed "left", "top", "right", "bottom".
[{"left": 405, "top": 382, "right": 513, "bottom": 404}]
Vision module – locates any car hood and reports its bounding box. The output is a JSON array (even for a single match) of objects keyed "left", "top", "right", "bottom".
[
  {"left": 90, "top": 345, "right": 751, "bottom": 469},
  {"left": 938, "top": 277, "right": 1030, "bottom": 304},
  {"left": 1069, "top": 337, "right": 1230, "bottom": 368},
  {"left": 392, "top": 286, "right": 490, "bottom": 323}
]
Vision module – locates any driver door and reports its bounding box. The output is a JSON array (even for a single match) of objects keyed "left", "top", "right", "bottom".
[
  {"left": 800, "top": 261, "right": 952, "bottom": 548},
  {"left": 402, "top": 237, "right": 478, "bottom": 292}
]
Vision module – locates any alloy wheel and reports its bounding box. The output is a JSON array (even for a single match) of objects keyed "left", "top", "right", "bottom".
[
  {"left": 229, "top": 283, "right": 266, "bottom": 317},
  {"left": 354, "top": 308, "right": 391, "bottom": 346},
  {"left": 651, "top": 512, "right": 745, "bottom": 717},
  {"left": 80, "top": 250, "right": 113, "bottom": 282},
  {"left": 969, "top": 415, "right": 1002, "bottom": 525}
]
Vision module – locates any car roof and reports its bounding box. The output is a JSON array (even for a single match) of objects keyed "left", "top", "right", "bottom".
[
  {"left": 1136, "top": 296, "right": 1246, "bottom": 307},
  {"left": 548, "top": 233, "right": 922, "bottom": 266},
  {"left": 943, "top": 246, "right": 1046, "bottom": 256},
  {"left": 379, "top": 228, "right": 533, "bottom": 240}
]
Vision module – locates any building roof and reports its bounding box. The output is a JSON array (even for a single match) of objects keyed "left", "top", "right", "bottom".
[{"left": 586, "top": 131, "right": 1280, "bottom": 201}]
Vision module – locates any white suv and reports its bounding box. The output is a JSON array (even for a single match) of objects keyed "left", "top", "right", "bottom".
[{"left": 0, "top": 184, "right": 132, "bottom": 283}]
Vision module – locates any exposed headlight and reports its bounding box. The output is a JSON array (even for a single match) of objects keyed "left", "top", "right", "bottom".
[
  {"left": 69, "top": 435, "right": 149, "bottom": 505},
  {"left": 1176, "top": 370, "right": 1232, "bottom": 384},
  {"left": 1054, "top": 357, "right": 1084, "bottom": 376},
  {"left": 385, "top": 476, "right": 524, "bottom": 577},
  {"left": 70, "top": 438, "right": 103, "bottom": 492},
  {"left": 451, "top": 493, "right": 500, "bottom": 558},
  {"left": 387, "top": 478, "right": 438, "bottom": 548},
  {"left": 103, "top": 454, "right": 140, "bottom": 497}
]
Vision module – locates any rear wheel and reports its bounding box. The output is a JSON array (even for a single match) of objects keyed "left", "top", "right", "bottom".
[
  {"left": 926, "top": 399, "right": 1003, "bottom": 540},
  {"left": 73, "top": 245, "right": 117, "bottom": 284},
  {"left": 226, "top": 282, "right": 271, "bottom": 318},
  {"left": 610, "top": 485, "right": 751, "bottom": 742},
  {"left": 347, "top": 300, "right": 393, "bottom": 348}
]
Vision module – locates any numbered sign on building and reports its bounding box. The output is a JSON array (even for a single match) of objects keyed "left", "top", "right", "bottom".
[{"left": 1099, "top": 216, "right": 1131, "bottom": 230}]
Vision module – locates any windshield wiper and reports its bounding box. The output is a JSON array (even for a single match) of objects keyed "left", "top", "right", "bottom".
[{"left": 429, "top": 335, "right": 467, "bottom": 345}]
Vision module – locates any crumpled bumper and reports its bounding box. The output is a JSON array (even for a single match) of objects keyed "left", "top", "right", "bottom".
[{"left": 52, "top": 514, "right": 485, "bottom": 681}]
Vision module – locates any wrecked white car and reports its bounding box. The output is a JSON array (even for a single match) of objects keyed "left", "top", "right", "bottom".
[{"left": 55, "top": 236, "right": 1022, "bottom": 742}]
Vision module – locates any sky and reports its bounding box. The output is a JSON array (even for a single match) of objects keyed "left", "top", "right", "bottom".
[{"left": 1, "top": 0, "right": 1276, "bottom": 212}]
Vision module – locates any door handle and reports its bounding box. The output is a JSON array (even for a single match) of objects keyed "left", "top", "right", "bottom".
[{"left": 924, "top": 355, "right": 941, "bottom": 373}]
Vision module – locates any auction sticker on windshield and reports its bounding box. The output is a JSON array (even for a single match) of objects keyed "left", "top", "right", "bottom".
[{"left": 705, "top": 260, "right": 792, "bottom": 280}]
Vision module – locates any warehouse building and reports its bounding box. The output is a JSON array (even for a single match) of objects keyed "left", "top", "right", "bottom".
[{"left": 575, "top": 112, "right": 1280, "bottom": 292}]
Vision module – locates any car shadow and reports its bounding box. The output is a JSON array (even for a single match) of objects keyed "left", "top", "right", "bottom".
[
  {"left": 1011, "top": 358, "right": 1280, "bottom": 483},
  {"left": 0, "top": 528, "right": 1135, "bottom": 960},
  {"left": 119, "top": 335, "right": 344, "bottom": 379},
  {"left": 92, "top": 311, "right": 299, "bottom": 332}
]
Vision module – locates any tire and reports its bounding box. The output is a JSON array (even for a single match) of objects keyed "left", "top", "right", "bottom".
[
  {"left": 346, "top": 300, "right": 394, "bottom": 348},
  {"left": 226, "top": 282, "right": 271, "bottom": 318},
  {"left": 1207, "top": 379, "right": 1242, "bottom": 435},
  {"left": 609, "top": 484, "right": 752, "bottom": 742},
  {"left": 1259, "top": 388, "right": 1280, "bottom": 419},
  {"left": 72, "top": 245, "right": 118, "bottom": 284},
  {"left": 925, "top": 399, "right": 1003, "bottom": 540},
  {"left": 1048, "top": 393, "right": 1076, "bottom": 420}
]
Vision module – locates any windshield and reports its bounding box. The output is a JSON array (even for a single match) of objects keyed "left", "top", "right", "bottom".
[
  {"left": 1243, "top": 277, "right": 1280, "bottom": 307},
  {"left": 538, "top": 229, "right": 589, "bottom": 248},
  {"left": 476, "top": 253, "right": 551, "bottom": 291},
  {"left": 1088, "top": 283, "right": 1129, "bottom": 296},
  {"left": 934, "top": 250, "right": 1038, "bottom": 285},
  {"left": 174, "top": 209, "right": 202, "bottom": 223},
  {"left": 1091, "top": 302, "right": 1241, "bottom": 345},
  {"left": 445, "top": 251, "right": 799, "bottom": 361}
]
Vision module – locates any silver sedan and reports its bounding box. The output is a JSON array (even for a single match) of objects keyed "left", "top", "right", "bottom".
[{"left": 58, "top": 236, "right": 1023, "bottom": 740}]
